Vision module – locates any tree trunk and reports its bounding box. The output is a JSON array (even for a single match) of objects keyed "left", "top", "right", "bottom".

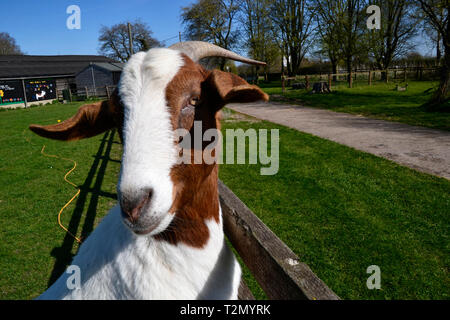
[
  {"left": 332, "top": 62, "right": 338, "bottom": 82},
  {"left": 427, "top": 43, "right": 449, "bottom": 111},
  {"left": 437, "top": 33, "right": 442, "bottom": 66},
  {"left": 346, "top": 57, "right": 352, "bottom": 86}
]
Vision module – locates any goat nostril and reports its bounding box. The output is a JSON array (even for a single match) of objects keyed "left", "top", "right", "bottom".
[{"left": 120, "top": 188, "right": 153, "bottom": 223}]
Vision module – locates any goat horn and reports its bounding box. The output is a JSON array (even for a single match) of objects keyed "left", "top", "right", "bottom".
[{"left": 169, "top": 41, "right": 266, "bottom": 66}]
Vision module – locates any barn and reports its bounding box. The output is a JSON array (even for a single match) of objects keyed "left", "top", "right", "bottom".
[
  {"left": 75, "top": 62, "right": 124, "bottom": 98},
  {"left": 0, "top": 55, "right": 123, "bottom": 108}
]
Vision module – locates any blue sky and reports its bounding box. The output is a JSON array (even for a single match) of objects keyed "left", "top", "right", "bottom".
[
  {"left": 1, "top": 0, "right": 433, "bottom": 57},
  {"left": 0, "top": 0, "right": 193, "bottom": 55}
]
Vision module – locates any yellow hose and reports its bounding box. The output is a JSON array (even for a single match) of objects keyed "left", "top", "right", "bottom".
[{"left": 40, "top": 145, "right": 82, "bottom": 244}]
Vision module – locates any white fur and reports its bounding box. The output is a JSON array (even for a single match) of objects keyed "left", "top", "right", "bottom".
[
  {"left": 118, "top": 49, "right": 184, "bottom": 234},
  {"left": 38, "top": 48, "right": 242, "bottom": 300},
  {"left": 38, "top": 206, "right": 241, "bottom": 300}
]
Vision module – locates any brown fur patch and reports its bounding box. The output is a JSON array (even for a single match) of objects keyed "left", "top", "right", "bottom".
[
  {"left": 29, "top": 90, "right": 124, "bottom": 141},
  {"left": 157, "top": 55, "right": 220, "bottom": 248},
  {"left": 156, "top": 54, "right": 269, "bottom": 248}
]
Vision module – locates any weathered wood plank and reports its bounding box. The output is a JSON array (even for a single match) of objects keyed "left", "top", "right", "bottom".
[
  {"left": 219, "top": 180, "right": 339, "bottom": 300},
  {"left": 238, "top": 279, "right": 255, "bottom": 300}
]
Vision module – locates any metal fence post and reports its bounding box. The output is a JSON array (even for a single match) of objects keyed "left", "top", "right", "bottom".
[{"left": 21, "top": 79, "right": 28, "bottom": 108}]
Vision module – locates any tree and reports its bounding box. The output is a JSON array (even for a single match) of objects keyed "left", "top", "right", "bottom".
[
  {"left": 270, "top": 0, "right": 314, "bottom": 76},
  {"left": 416, "top": 0, "right": 449, "bottom": 110},
  {"left": 0, "top": 32, "right": 23, "bottom": 55},
  {"left": 340, "top": 0, "right": 367, "bottom": 82},
  {"left": 422, "top": 5, "right": 445, "bottom": 66},
  {"left": 314, "top": 0, "right": 367, "bottom": 84},
  {"left": 239, "top": 0, "right": 280, "bottom": 80},
  {"left": 98, "top": 20, "right": 161, "bottom": 62},
  {"left": 181, "top": 0, "right": 240, "bottom": 70},
  {"left": 314, "top": 1, "right": 344, "bottom": 80},
  {"left": 367, "top": 0, "right": 416, "bottom": 79}
]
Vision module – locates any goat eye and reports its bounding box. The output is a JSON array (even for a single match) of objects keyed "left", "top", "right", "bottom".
[{"left": 189, "top": 97, "right": 200, "bottom": 107}]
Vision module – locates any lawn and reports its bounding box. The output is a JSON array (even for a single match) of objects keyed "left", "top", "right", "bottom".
[
  {"left": 0, "top": 101, "right": 122, "bottom": 299},
  {"left": 260, "top": 80, "right": 450, "bottom": 131},
  {"left": 220, "top": 112, "right": 449, "bottom": 299},
  {"left": 0, "top": 102, "right": 449, "bottom": 300}
]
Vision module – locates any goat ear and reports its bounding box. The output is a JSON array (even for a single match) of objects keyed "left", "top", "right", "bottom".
[
  {"left": 29, "top": 98, "right": 120, "bottom": 141},
  {"left": 206, "top": 70, "right": 269, "bottom": 107}
]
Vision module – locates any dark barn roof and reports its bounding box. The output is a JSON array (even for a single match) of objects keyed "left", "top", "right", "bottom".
[
  {"left": 0, "top": 55, "right": 119, "bottom": 79},
  {"left": 76, "top": 62, "right": 125, "bottom": 75}
]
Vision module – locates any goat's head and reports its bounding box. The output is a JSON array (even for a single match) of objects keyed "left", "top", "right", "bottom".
[{"left": 29, "top": 41, "right": 268, "bottom": 238}]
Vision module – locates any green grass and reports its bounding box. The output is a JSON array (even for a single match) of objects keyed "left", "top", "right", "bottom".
[
  {"left": 260, "top": 80, "right": 450, "bottom": 131},
  {"left": 0, "top": 102, "right": 122, "bottom": 299},
  {"left": 0, "top": 103, "right": 448, "bottom": 300},
  {"left": 220, "top": 113, "right": 449, "bottom": 300}
]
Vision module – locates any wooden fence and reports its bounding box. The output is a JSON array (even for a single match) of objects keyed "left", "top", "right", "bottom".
[
  {"left": 219, "top": 180, "right": 339, "bottom": 300},
  {"left": 281, "top": 67, "right": 439, "bottom": 91}
]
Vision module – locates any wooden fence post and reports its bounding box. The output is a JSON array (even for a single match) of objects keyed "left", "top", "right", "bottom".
[
  {"left": 68, "top": 88, "right": 72, "bottom": 102},
  {"left": 305, "top": 75, "right": 310, "bottom": 90},
  {"left": 385, "top": 70, "right": 389, "bottom": 83},
  {"left": 106, "top": 86, "right": 110, "bottom": 99},
  {"left": 85, "top": 86, "right": 89, "bottom": 99},
  {"left": 349, "top": 71, "right": 353, "bottom": 88},
  {"left": 368, "top": 70, "right": 372, "bottom": 86},
  {"left": 328, "top": 73, "right": 332, "bottom": 90}
]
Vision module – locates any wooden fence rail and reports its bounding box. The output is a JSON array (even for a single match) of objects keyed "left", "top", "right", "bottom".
[
  {"left": 281, "top": 67, "right": 439, "bottom": 91},
  {"left": 282, "top": 67, "right": 439, "bottom": 81},
  {"left": 219, "top": 180, "right": 339, "bottom": 300}
]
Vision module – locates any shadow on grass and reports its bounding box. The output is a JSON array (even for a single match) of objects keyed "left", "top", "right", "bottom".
[{"left": 47, "top": 130, "right": 118, "bottom": 287}]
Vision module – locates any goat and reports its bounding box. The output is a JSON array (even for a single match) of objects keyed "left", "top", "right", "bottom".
[{"left": 29, "top": 41, "right": 268, "bottom": 300}]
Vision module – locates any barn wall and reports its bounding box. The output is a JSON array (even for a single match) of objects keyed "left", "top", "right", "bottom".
[
  {"left": 55, "top": 77, "right": 74, "bottom": 91},
  {"left": 55, "top": 77, "right": 76, "bottom": 100},
  {"left": 75, "top": 66, "right": 114, "bottom": 90}
]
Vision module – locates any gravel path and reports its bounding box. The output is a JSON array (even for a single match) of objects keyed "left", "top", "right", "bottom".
[{"left": 227, "top": 101, "right": 450, "bottom": 180}]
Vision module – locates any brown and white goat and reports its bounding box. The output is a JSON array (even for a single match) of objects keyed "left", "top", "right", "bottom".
[{"left": 30, "top": 42, "right": 268, "bottom": 299}]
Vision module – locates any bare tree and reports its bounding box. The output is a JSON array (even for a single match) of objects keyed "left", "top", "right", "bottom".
[
  {"left": 270, "top": 0, "right": 314, "bottom": 76},
  {"left": 239, "top": 0, "right": 280, "bottom": 80},
  {"left": 416, "top": 0, "right": 449, "bottom": 110},
  {"left": 314, "top": 0, "right": 367, "bottom": 84},
  {"left": 181, "top": 0, "right": 240, "bottom": 70},
  {"left": 0, "top": 32, "right": 23, "bottom": 55},
  {"left": 422, "top": 5, "right": 445, "bottom": 65},
  {"left": 367, "top": 0, "right": 416, "bottom": 79},
  {"left": 341, "top": 0, "right": 367, "bottom": 81},
  {"left": 314, "top": 1, "right": 344, "bottom": 80},
  {"left": 98, "top": 20, "right": 161, "bottom": 62}
]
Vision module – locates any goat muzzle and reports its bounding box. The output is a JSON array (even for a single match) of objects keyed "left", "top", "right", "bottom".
[{"left": 120, "top": 188, "right": 153, "bottom": 224}]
